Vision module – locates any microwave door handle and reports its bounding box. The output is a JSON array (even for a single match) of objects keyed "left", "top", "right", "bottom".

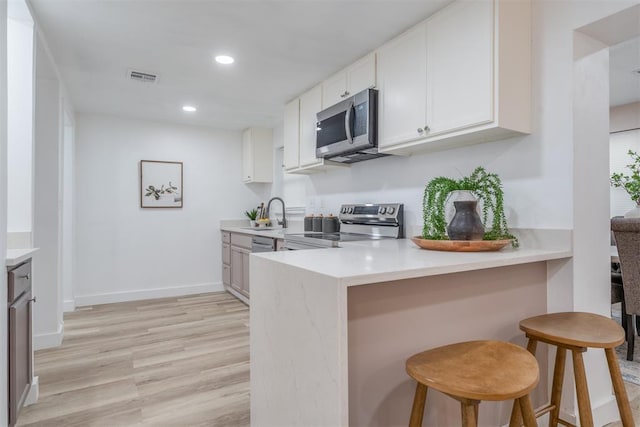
[{"left": 345, "top": 102, "right": 354, "bottom": 144}]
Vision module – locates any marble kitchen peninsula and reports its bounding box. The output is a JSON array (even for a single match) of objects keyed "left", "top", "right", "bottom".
[{"left": 250, "top": 230, "right": 572, "bottom": 426}]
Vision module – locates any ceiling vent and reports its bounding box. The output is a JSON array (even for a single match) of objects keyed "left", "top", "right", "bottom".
[{"left": 127, "top": 69, "right": 158, "bottom": 83}]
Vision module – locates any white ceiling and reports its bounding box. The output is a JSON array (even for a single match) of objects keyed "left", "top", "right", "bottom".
[
  {"left": 28, "top": 0, "right": 453, "bottom": 130},
  {"left": 610, "top": 36, "right": 640, "bottom": 107}
]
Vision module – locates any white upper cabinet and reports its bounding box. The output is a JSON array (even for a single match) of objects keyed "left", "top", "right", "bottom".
[
  {"left": 377, "top": 23, "right": 428, "bottom": 149},
  {"left": 377, "top": 0, "right": 531, "bottom": 155},
  {"left": 322, "top": 53, "right": 376, "bottom": 109},
  {"left": 425, "top": 1, "right": 493, "bottom": 136},
  {"left": 299, "top": 85, "right": 323, "bottom": 167},
  {"left": 283, "top": 99, "right": 300, "bottom": 171},
  {"left": 241, "top": 127, "right": 273, "bottom": 183}
]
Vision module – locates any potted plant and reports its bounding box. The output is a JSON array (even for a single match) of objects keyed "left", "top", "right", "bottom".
[
  {"left": 611, "top": 150, "right": 640, "bottom": 217},
  {"left": 421, "top": 166, "right": 518, "bottom": 247},
  {"left": 245, "top": 208, "right": 259, "bottom": 227}
]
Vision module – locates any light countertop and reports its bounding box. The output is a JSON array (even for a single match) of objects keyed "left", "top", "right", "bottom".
[
  {"left": 221, "top": 225, "right": 288, "bottom": 239},
  {"left": 252, "top": 234, "right": 572, "bottom": 287},
  {"left": 6, "top": 248, "right": 39, "bottom": 267}
]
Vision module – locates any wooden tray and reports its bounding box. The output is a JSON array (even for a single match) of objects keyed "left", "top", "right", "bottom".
[{"left": 410, "top": 236, "right": 512, "bottom": 252}]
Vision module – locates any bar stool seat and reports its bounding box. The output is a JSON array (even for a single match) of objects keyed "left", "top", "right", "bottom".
[
  {"left": 406, "top": 340, "right": 539, "bottom": 427},
  {"left": 515, "top": 312, "right": 634, "bottom": 427}
]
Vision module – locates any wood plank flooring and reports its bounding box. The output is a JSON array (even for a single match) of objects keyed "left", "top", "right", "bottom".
[{"left": 16, "top": 292, "right": 250, "bottom": 427}]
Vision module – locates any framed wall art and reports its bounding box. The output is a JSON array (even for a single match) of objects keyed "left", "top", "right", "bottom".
[{"left": 140, "top": 160, "right": 183, "bottom": 208}]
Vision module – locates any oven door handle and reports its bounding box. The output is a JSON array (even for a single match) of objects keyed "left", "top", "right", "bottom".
[{"left": 344, "top": 102, "right": 354, "bottom": 144}]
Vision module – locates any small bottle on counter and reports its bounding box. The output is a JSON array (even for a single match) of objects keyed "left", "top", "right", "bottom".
[
  {"left": 312, "top": 214, "right": 324, "bottom": 232},
  {"left": 304, "top": 215, "right": 314, "bottom": 232},
  {"left": 322, "top": 214, "right": 340, "bottom": 233}
]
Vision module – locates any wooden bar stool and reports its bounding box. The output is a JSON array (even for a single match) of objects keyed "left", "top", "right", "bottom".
[
  {"left": 406, "top": 340, "right": 539, "bottom": 427},
  {"left": 512, "top": 312, "right": 634, "bottom": 427}
]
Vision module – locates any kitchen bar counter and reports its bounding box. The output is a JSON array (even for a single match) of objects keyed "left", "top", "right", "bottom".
[
  {"left": 252, "top": 233, "right": 571, "bottom": 287},
  {"left": 250, "top": 229, "right": 572, "bottom": 426}
]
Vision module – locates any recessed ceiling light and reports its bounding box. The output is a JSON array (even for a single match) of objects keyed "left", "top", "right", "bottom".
[
  {"left": 215, "top": 55, "right": 234, "bottom": 65},
  {"left": 182, "top": 105, "right": 197, "bottom": 112}
]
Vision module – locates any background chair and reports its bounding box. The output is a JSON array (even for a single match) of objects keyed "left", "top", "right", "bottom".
[{"left": 611, "top": 217, "right": 640, "bottom": 361}]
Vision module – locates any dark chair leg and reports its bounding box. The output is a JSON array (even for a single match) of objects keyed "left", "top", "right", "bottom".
[
  {"left": 622, "top": 301, "right": 628, "bottom": 336},
  {"left": 627, "top": 314, "right": 635, "bottom": 361}
]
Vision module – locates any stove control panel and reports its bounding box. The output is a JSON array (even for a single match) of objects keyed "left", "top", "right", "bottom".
[{"left": 338, "top": 203, "right": 403, "bottom": 224}]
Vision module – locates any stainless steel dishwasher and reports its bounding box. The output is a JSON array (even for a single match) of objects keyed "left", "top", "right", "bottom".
[{"left": 251, "top": 235, "right": 276, "bottom": 253}]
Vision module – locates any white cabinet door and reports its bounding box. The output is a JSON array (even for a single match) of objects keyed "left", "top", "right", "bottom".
[
  {"left": 299, "top": 85, "right": 323, "bottom": 167},
  {"left": 426, "top": 1, "right": 494, "bottom": 135},
  {"left": 230, "top": 247, "right": 244, "bottom": 294},
  {"left": 348, "top": 53, "right": 376, "bottom": 96},
  {"left": 283, "top": 99, "right": 300, "bottom": 171},
  {"left": 322, "top": 72, "right": 347, "bottom": 109},
  {"left": 241, "top": 128, "right": 253, "bottom": 182},
  {"left": 321, "top": 53, "right": 376, "bottom": 109},
  {"left": 377, "top": 23, "right": 427, "bottom": 148}
]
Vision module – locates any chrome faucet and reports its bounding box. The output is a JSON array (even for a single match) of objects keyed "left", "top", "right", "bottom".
[{"left": 266, "top": 197, "right": 287, "bottom": 229}]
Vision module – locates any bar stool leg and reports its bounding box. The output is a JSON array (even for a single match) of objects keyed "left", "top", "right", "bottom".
[
  {"left": 508, "top": 338, "right": 539, "bottom": 427},
  {"left": 549, "top": 347, "right": 566, "bottom": 427},
  {"left": 571, "top": 350, "right": 594, "bottom": 427},
  {"left": 409, "top": 383, "right": 428, "bottom": 427},
  {"left": 605, "top": 347, "right": 635, "bottom": 427},
  {"left": 461, "top": 400, "right": 478, "bottom": 427},
  {"left": 518, "top": 395, "right": 537, "bottom": 427}
]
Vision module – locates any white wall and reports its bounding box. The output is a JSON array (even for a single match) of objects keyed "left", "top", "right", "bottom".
[
  {"left": 0, "top": 1, "right": 9, "bottom": 423},
  {"left": 74, "top": 113, "right": 267, "bottom": 305},
  {"left": 32, "top": 37, "right": 63, "bottom": 348},
  {"left": 61, "top": 116, "right": 74, "bottom": 311},
  {"left": 7, "top": 15, "right": 33, "bottom": 234},
  {"left": 611, "top": 101, "right": 640, "bottom": 133}
]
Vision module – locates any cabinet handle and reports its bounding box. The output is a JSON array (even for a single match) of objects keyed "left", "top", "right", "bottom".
[
  {"left": 417, "top": 128, "right": 424, "bottom": 134},
  {"left": 344, "top": 91, "right": 350, "bottom": 96},
  {"left": 29, "top": 297, "right": 36, "bottom": 303},
  {"left": 19, "top": 273, "right": 30, "bottom": 280},
  {"left": 424, "top": 126, "right": 430, "bottom": 132}
]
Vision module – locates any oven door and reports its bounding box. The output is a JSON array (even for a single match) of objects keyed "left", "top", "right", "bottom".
[{"left": 316, "top": 89, "right": 377, "bottom": 158}]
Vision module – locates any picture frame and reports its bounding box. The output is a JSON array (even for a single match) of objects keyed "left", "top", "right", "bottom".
[{"left": 140, "top": 160, "right": 183, "bottom": 208}]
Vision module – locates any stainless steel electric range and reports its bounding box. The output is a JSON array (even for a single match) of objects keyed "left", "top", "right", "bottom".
[{"left": 283, "top": 203, "right": 404, "bottom": 250}]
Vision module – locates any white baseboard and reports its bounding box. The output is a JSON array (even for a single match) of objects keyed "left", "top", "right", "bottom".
[
  {"left": 24, "top": 376, "right": 39, "bottom": 406},
  {"left": 63, "top": 298, "right": 76, "bottom": 312},
  {"left": 74, "top": 282, "right": 224, "bottom": 307},
  {"left": 34, "top": 323, "right": 64, "bottom": 350}
]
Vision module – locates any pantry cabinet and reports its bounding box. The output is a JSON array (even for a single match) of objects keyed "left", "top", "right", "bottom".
[
  {"left": 242, "top": 127, "right": 273, "bottom": 183},
  {"left": 377, "top": 0, "right": 531, "bottom": 155},
  {"left": 321, "top": 53, "right": 376, "bottom": 109}
]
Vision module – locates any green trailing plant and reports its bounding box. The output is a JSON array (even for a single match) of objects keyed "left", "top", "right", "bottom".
[
  {"left": 244, "top": 208, "right": 258, "bottom": 221},
  {"left": 422, "top": 166, "right": 518, "bottom": 247},
  {"left": 611, "top": 150, "right": 640, "bottom": 205}
]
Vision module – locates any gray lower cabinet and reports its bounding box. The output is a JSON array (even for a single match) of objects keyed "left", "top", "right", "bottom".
[
  {"left": 8, "top": 260, "right": 33, "bottom": 427},
  {"left": 230, "top": 246, "right": 251, "bottom": 297}
]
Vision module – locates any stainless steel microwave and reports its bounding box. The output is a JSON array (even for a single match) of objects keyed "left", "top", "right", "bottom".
[{"left": 315, "top": 88, "right": 387, "bottom": 164}]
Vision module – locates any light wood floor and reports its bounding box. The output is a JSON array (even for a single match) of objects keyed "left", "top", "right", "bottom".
[
  {"left": 17, "top": 292, "right": 250, "bottom": 427},
  {"left": 17, "top": 292, "right": 640, "bottom": 426}
]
